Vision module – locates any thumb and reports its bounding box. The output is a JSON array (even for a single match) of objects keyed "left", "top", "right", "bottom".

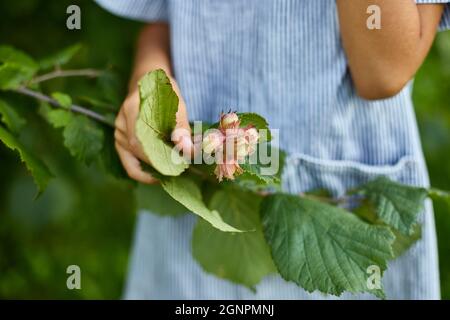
[
  {"left": 169, "top": 77, "right": 194, "bottom": 158},
  {"left": 171, "top": 122, "right": 194, "bottom": 159}
]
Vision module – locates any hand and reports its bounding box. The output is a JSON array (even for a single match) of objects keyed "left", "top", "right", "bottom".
[{"left": 114, "top": 75, "right": 193, "bottom": 184}]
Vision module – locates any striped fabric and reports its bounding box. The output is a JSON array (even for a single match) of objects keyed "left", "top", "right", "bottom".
[{"left": 95, "top": 0, "right": 450, "bottom": 299}]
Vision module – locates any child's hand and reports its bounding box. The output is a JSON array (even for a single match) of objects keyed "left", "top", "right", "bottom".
[{"left": 114, "top": 76, "right": 192, "bottom": 184}]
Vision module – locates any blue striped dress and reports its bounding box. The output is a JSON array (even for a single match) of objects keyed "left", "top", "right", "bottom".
[{"left": 95, "top": 0, "right": 450, "bottom": 299}]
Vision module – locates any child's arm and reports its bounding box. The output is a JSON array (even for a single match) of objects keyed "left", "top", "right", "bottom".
[
  {"left": 114, "top": 23, "right": 192, "bottom": 183},
  {"left": 337, "top": 0, "right": 445, "bottom": 100}
]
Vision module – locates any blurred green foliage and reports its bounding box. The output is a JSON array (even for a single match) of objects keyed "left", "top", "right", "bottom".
[
  {"left": 0, "top": 0, "right": 140, "bottom": 299},
  {"left": 0, "top": 0, "right": 449, "bottom": 299},
  {"left": 413, "top": 31, "right": 450, "bottom": 300}
]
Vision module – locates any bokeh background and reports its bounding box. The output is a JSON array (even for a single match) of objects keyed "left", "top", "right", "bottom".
[{"left": 0, "top": 0, "right": 449, "bottom": 299}]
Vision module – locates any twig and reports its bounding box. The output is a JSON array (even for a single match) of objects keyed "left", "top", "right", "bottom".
[
  {"left": 300, "top": 193, "right": 352, "bottom": 205},
  {"left": 15, "top": 87, "right": 115, "bottom": 127},
  {"left": 29, "top": 69, "right": 103, "bottom": 84}
]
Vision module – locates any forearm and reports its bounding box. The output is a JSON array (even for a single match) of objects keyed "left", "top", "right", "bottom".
[
  {"left": 129, "top": 23, "right": 172, "bottom": 91},
  {"left": 337, "top": 0, "right": 444, "bottom": 99}
]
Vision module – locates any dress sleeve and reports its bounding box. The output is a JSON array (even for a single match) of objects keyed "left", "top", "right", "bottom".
[
  {"left": 415, "top": 0, "right": 450, "bottom": 31},
  {"left": 94, "top": 0, "right": 168, "bottom": 23}
]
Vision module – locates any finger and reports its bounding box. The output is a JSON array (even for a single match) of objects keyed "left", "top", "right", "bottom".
[
  {"left": 114, "top": 129, "right": 129, "bottom": 149},
  {"left": 115, "top": 108, "right": 127, "bottom": 134},
  {"left": 115, "top": 110, "right": 150, "bottom": 163},
  {"left": 174, "top": 95, "right": 191, "bottom": 132},
  {"left": 121, "top": 113, "right": 150, "bottom": 164},
  {"left": 123, "top": 98, "right": 141, "bottom": 153},
  {"left": 117, "top": 131, "right": 148, "bottom": 163},
  {"left": 115, "top": 142, "right": 158, "bottom": 184},
  {"left": 124, "top": 111, "right": 148, "bottom": 162},
  {"left": 171, "top": 127, "right": 194, "bottom": 159}
]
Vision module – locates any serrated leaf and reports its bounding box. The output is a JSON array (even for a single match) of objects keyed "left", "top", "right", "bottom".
[
  {"left": 0, "top": 125, "right": 52, "bottom": 195},
  {"left": 0, "top": 45, "right": 38, "bottom": 69},
  {"left": 51, "top": 92, "right": 72, "bottom": 109},
  {"left": 39, "top": 102, "right": 73, "bottom": 128},
  {"left": 47, "top": 110, "right": 73, "bottom": 128},
  {"left": 260, "top": 193, "right": 395, "bottom": 298},
  {"left": 355, "top": 176, "right": 428, "bottom": 235},
  {"left": 0, "top": 65, "right": 26, "bottom": 90},
  {"left": 40, "top": 102, "right": 105, "bottom": 165},
  {"left": 238, "top": 113, "right": 271, "bottom": 142},
  {"left": 353, "top": 200, "right": 422, "bottom": 259},
  {"left": 136, "top": 183, "right": 188, "bottom": 216},
  {"left": 237, "top": 145, "right": 285, "bottom": 191},
  {"left": 160, "top": 175, "right": 242, "bottom": 232},
  {"left": 62, "top": 115, "right": 104, "bottom": 164},
  {"left": 210, "top": 112, "right": 272, "bottom": 142},
  {"left": 239, "top": 162, "right": 280, "bottom": 187},
  {"left": 192, "top": 189, "right": 276, "bottom": 289},
  {"left": 135, "top": 69, "right": 188, "bottom": 176},
  {"left": 38, "top": 43, "right": 82, "bottom": 70},
  {"left": 0, "top": 46, "right": 38, "bottom": 90},
  {"left": 391, "top": 225, "right": 421, "bottom": 258},
  {"left": 0, "top": 99, "right": 26, "bottom": 133}
]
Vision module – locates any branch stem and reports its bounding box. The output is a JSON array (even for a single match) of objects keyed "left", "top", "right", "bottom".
[
  {"left": 300, "top": 193, "right": 352, "bottom": 205},
  {"left": 30, "top": 69, "right": 103, "bottom": 84},
  {"left": 15, "top": 87, "right": 115, "bottom": 127}
]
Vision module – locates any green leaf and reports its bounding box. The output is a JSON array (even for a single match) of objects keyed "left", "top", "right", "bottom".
[
  {"left": 51, "top": 92, "right": 72, "bottom": 109},
  {"left": 135, "top": 69, "right": 188, "bottom": 176},
  {"left": 39, "top": 102, "right": 105, "bottom": 165},
  {"left": 428, "top": 188, "right": 450, "bottom": 202},
  {"left": 238, "top": 113, "right": 272, "bottom": 142},
  {"left": 209, "top": 113, "right": 272, "bottom": 142},
  {"left": 0, "top": 99, "right": 26, "bottom": 133},
  {"left": 47, "top": 110, "right": 73, "bottom": 128},
  {"left": 192, "top": 189, "right": 276, "bottom": 289},
  {"left": 0, "top": 64, "right": 30, "bottom": 90},
  {"left": 237, "top": 145, "right": 285, "bottom": 191},
  {"left": 160, "top": 175, "right": 242, "bottom": 232},
  {"left": 139, "top": 70, "right": 178, "bottom": 136},
  {"left": 62, "top": 115, "right": 104, "bottom": 164},
  {"left": 38, "top": 43, "right": 82, "bottom": 70},
  {"left": 39, "top": 102, "right": 73, "bottom": 128},
  {"left": 355, "top": 176, "right": 428, "bottom": 235},
  {"left": 136, "top": 183, "right": 188, "bottom": 216},
  {"left": 135, "top": 123, "right": 188, "bottom": 176},
  {"left": 0, "top": 46, "right": 38, "bottom": 69},
  {"left": 238, "top": 167, "right": 280, "bottom": 191},
  {"left": 391, "top": 225, "right": 421, "bottom": 258},
  {"left": 353, "top": 199, "right": 422, "bottom": 259},
  {"left": 260, "top": 193, "right": 395, "bottom": 298},
  {"left": 0, "top": 125, "right": 52, "bottom": 195},
  {"left": 0, "top": 46, "right": 38, "bottom": 90}
]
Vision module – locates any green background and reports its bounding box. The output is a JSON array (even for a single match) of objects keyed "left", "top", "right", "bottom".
[{"left": 0, "top": 0, "right": 449, "bottom": 299}]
